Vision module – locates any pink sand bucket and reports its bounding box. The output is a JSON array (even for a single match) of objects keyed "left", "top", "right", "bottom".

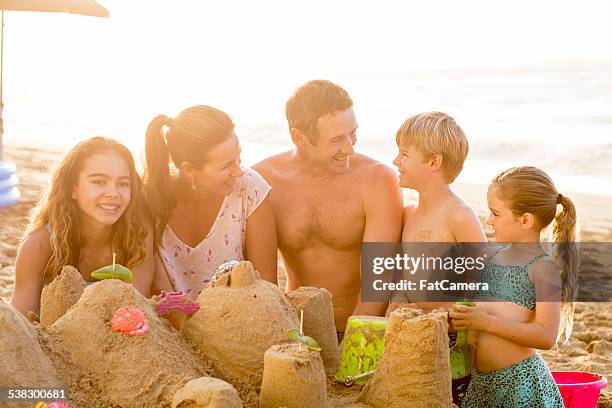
[{"left": 552, "top": 371, "right": 608, "bottom": 408}]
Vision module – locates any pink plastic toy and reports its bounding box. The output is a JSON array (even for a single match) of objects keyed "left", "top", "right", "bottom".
[
  {"left": 110, "top": 306, "right": 150, "bottom": 337},
  {"left": 154, "top": 290, "right": 200, "bottom": 315},
  {"left": 45, "top": 402, "right": 69, "bottom": 408},
  {"left": 552, "top": 371, "right": 608, "bottom": 408}
]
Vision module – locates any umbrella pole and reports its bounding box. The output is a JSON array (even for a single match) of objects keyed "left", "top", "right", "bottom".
[{"left": 0, "top": 10, "right": 4, "bottom": 162}]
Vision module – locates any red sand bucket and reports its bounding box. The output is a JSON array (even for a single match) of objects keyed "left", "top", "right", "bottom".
[{"left": 552, "top": 372, "right": 607, "bottom": 408}]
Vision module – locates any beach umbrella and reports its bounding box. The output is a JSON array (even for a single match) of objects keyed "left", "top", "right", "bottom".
[{"left": 0, "top": 0, "right": 108, "bottom": 208}]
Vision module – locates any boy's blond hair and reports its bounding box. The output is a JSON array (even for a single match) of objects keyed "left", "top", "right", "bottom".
[{"left": 396, "top": 112, "right": 468, "bottom": 183}]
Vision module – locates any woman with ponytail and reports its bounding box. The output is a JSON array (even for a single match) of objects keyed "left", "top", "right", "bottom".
[
  {"left": 450, "top": 166, "right": 578, "bottom": 407},
  {"left": 144, "top": 105, "right": 277, "bottom": 300}
]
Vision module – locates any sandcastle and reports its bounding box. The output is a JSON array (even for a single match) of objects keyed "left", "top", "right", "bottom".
[
  {"left": 259, "top": 343, "right": 327, "bottom": 408},
  {"left": 181, "top": 261, "right": 299, "bottom": 391},
  {"left": 172, "top": 377, "right": 242, "bottom": 408},
  {"left": 286, "top": 286, "right": 340, "bottom": 376},
  {"left": 0, "top": 299, "right": 62, "bottom": 408},
  {"left": 40, "top": 265, "right": 85, "bottom": 327},
  {"left": 360, "top": 308, "right": 454, "bottom": 408},
  {"left": 41, "top": 276, "right": 211, "bottom": 408}
]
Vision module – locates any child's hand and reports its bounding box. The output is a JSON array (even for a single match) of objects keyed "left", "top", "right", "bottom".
[{"left": 448, "top": 304, "right": 492, "bottom": 332}]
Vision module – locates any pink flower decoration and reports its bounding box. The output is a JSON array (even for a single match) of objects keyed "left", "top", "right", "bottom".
[
  {"left": 110, "top": 306, "right": 149, "bottom": 337},
  {"left": 47, "top": 402, "right": 69, "bottom": 408}
]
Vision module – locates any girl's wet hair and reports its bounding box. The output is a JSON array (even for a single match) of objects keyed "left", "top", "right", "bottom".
[
  {"left": 492, "top": 166, "right": 579, "bottom": 343},
  {"left": 143, "top": 105, "right": 234, "bottom": 245},
  {"left": 25, "top": 137, "right": 147, "bottom": 285}
]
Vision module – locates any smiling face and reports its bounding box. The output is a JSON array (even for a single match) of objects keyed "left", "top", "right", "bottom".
[
  {"left": 486, "top": 185, "right": 530, "bottom": 242},
  {"left": 301, "top": 108, "right": 357, "bottom": 172},
  {"left": 72, "top": 152, "right": 132, "bottom": 227},
  {"left": 392, "top": 144, "right": 431, "bottom": 189},
  {"left": 193, "top": 131, "right": 244, "bottom": 195}
]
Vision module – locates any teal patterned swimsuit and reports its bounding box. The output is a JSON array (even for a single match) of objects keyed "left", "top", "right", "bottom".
[
  {"left": 476, "top": 250, "right": 547, "bottom": 310},
  {"left": 461, "top": 248, "right": 564, "bottom": 408}
]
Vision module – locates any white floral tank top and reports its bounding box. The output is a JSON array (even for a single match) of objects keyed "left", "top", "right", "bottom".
[{"left": 155, "top": 167, "right": 271, "bottom": 299}]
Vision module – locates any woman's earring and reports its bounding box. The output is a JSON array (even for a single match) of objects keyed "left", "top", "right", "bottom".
[{"left": 191, "top": 177, "right": 197, "bottom": 191}]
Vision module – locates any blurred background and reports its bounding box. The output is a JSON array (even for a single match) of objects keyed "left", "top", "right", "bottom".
[{"left": 2, "top": 0, "right": 611, "bottom": 195}]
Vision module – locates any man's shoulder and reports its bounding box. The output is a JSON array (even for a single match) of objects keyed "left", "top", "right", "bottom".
[
  {"left": 351, "top": 153, "right": 396, "bottom": 180},
  {"left": 252, "top": 151, "right": 293, "bottom": 178}
]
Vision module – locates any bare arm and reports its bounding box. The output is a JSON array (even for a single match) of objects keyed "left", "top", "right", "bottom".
[
  {"left": 129, "top": 224, "right": 155, "bottom": 298},
  {"left": 450, "top": 260, "right": 562, "bottom": 350},
  {"left": 448, "top": 204, "right": 487, "bottom": 243},
  {"left": 10, "top": 229, "right": 52, "bottom": 317},
  {"left": 352, "top": 165, "right": 403, "bottom": 317},
  {"left": 245, "top": 195, "right": 278, "bottom": 284}
]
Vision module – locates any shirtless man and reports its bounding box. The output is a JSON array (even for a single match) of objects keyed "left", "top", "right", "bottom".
[{"left": 253, "top": 80, "right": 403, "bottom": 333}]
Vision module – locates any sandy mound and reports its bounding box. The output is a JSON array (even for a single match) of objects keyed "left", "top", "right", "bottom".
[
  {"left": 172, "top": 377, "right": 242, "bottom": 408},
  {"left": 41, "top": 279, "right": 211, "bottom": 408},
  {"left": 181, "top": 261, "right": 299, "bottom": 393},
  {"left": 259, "top": 343, "right": 327, "bottom": 408},
  {"left": 360, "top": 308, "right": 453, "bottom": 408},
  {"left": 0, "top": 300, "right": 62, "bottom": 408},
  {"left": 286, "top": 286, "right": 340, "bottom": 377},
  {"left": 40, "top": 265, "right": 86, "bottom": 327}
]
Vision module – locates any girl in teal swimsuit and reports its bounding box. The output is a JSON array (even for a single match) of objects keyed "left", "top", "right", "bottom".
[{"left": 450, "top": 166, "right": 578, "bottom": 408}]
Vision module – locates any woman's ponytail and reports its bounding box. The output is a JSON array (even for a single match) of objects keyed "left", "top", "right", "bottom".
[{"left": 143, "top": 115, "right": 175, "bottom": 246}]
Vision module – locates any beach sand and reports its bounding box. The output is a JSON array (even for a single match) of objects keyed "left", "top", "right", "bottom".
[{"left": 1, "top": 144, "right": 610, "bottom": 407}]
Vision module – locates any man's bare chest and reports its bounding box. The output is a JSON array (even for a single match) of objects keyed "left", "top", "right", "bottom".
[{"left": 271, "top": 183, "right": 365, "bottom": 251}]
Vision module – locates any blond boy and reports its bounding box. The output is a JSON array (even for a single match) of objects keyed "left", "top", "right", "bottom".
[{"left": 392, "top": 112, "right": 486, "bottom": 308}]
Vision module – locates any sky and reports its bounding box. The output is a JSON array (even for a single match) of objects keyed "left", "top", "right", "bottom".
[{"left": 1, "top": 0, "right": 611, "bottom": 180}]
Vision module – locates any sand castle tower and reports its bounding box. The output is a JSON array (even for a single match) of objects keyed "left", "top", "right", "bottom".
[
  {"left": 360, "top": 308, "right": 454, "bottom": 408},
  {"left": 40, "top": 265, "right": 86, "bottom": 327},
  {"left": 259, "top": 343, "right": 327, "bottom": 408},
  {"left": 0, "top": 300, "right": 62, "bottom": 407},
  {"left": 286, "top": 286, "right": 340, "bottom": 377},
  {"left": 42, "top": 279, "right": 211, "bottom": 408},
  {"left": 181, "top": 261, "right": 299, "bottom": 391},
  {"left": 172, "top": 377, "right": 243, "bottom": 408}
]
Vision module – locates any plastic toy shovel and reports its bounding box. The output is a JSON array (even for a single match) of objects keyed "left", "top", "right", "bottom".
[{"left": 154, "top": 291, "right": 200, "bottom": 315}]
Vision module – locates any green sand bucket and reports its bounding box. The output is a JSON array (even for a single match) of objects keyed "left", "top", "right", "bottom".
[
  {"left": 450, "top": 301, "right": 475, "bottom": 380},
  {"left": 335, "top": 316, "right": 387, "bottom": 385}
]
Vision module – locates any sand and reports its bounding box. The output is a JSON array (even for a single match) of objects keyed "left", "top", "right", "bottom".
[
  {"left": 360, "top": 309, "right": 453, "bottom": 408},
  {"left": 171, "top": 377, "right": 242, "bottom": 408},
  {"left": 41, "top": 278, "right": 212, "bottom": 408},
  {"left": 180, "top": 261, "right": 299, "bottom": 398},
  {"left": 1, "top": 144, "right": 611, "bottom": 407},
  {"left": 40, "top": 265, "right": 86, "bottom": 327},
  {"left": 259, "top": 343, "right": 328, "bottom": 408},
  {"left": 0, "top": 299, "right": 61, "bottom": 408},
  {"left": 286, "top": 286, "right": 340, "bottom": 376}
]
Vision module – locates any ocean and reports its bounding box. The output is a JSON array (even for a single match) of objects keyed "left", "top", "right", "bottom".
[{"left": 4, "top": 62, "right": 611, "bottom": 197}]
